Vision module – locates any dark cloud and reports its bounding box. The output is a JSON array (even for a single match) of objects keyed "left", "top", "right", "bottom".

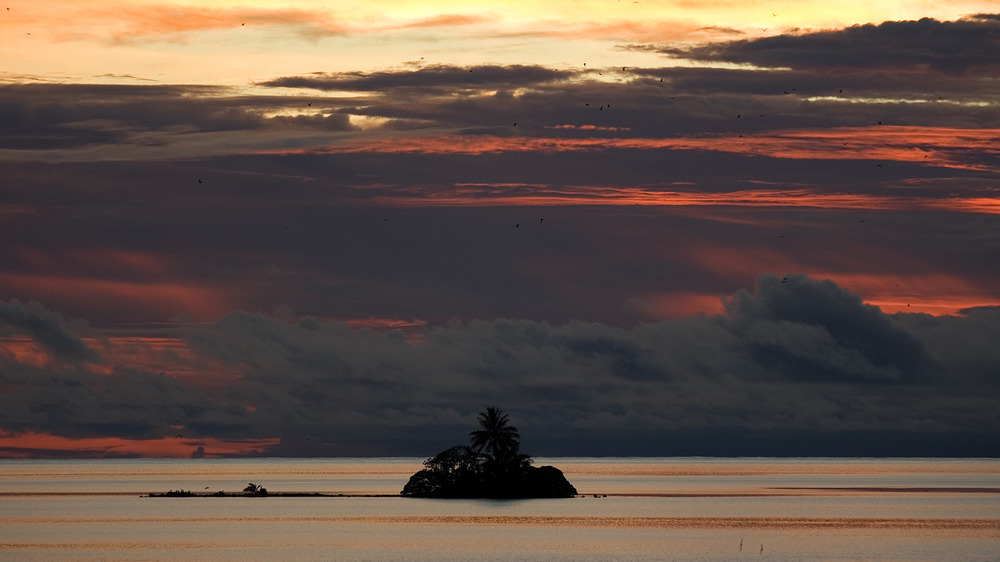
[
  {"left": 261, "top": 64, "right": 577, "bottom": 91},
  {"left": 655, "top": 15, "right": 1000, "bottom": 76},
  {"left": 724, "top": 274, "right": 929, "bottom": 382},
  {"left": 270, "top": 112, "right": 355, "bottom": 131},
  {"left": 896, "top": 305, "right": 1000, "bottom": 385},
  {"left": 1, "top": 276, "right": 996, "bottom": 456},
  {"left": 0, "top": 84, "right": 363, "bottom": 151},
  {"left": 625, "top": 65, "right": 999, "bottom": 105},
  {"left": 4, "top": 40, "right": 999, "bottom": 159},
  {"left": 0, "top": 361, "right": 250, "bottom": 439},
  {"left": 0, "top": 299, "right": 96, "bottom": 362},
  {"left": 256, "top": 62, "right": 999, "bottom": 139}
]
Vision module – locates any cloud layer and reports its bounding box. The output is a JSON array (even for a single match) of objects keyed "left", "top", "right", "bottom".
[
  {"left": 1, "top": 275, "right": 997, "bottom": 457},
  {"left": 658, "top": 14, "right": 1000, "bottom": 75},
  {"left": 1, "top": 12, "right": 998, "bottom": 457}
]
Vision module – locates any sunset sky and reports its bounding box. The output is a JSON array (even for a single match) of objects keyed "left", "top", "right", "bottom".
[{"left": 2, "top": 1, "right": 999, "bottom": 458}]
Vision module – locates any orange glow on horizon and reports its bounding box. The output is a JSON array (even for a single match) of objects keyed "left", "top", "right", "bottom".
[
  {"left": 866, "top": 299, "right": 987, "bottom": 315},
  {"left": 0, "top": 430, "right": 280, "bottom": 459},
  {"left": 819, "top": 273, "right": 1000, "bottom": 316}
]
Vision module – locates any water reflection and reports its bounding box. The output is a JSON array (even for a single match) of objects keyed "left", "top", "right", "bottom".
[{"left": 1, "top": 457, "right": 997, "bottom": 561}]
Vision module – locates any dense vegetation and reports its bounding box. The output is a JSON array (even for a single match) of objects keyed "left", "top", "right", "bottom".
[{"left": 401, "top": 407, "right": 577, "bottom": 499}]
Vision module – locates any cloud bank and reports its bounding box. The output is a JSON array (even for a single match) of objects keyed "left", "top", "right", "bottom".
[
  {"left": 1, "top": 275, "right": 997, "bottom": 457},
  {"left": 1, "top": 14, "right": 998, "bottom": 457}
]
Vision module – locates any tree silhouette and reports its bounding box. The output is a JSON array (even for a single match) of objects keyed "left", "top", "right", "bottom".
[
  {"left": 469, "top": 406, "right": 520, "bottom": 462},
  {"left": 401, "top": 446, "right": 485, "bottom": 497},
  {"left": 242, "top": 483, "right": 267, "bottom": 496}
]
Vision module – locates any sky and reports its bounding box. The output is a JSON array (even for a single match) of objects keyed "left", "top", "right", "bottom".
[{"left": 1, "top": 0, "right": 999, "bottom": 458}]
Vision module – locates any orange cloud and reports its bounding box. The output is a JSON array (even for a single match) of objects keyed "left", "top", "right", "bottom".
[
  {"left": 0, "top": 336, "right": 59, "bottom": 368},
  {"left": 526, "top": 17, "right": 749, "bottom": 43},
  {"left": 85, "top": 336, "right": 244, "bottom": 383},
  {"left": 29, "top": 3, "right": 495, "bottom": 43},
  {"left": 348, "top": 182, "right": 1000, "bottom": 215},
  {"left": 0, "top": 332, "right": 244, "bottom": 385},
  {"left": 682, "top": 244, "right": 802, "bottom": 282},
  {"left": 546, "top": 124, "right": 632, "bottom": 131},
  {"left": 0, "top": 430, "right": 279, "bottom": 458},
  {"left": 752, "top": 126, "right": 1000, "bottom": 171},
  {"left": 638, "top": 291, "right": 727, "bottom": 319},
  {"left": 345, "top": 317, "right": 427, "bottom": 330},
  {"left": 49, "top": 4, "right": 352, "bottom": 42},
  {"left": 293, "top": 126, "right": 999, "bottom": 173},
  {"left": 815, "top": 273, "right": 1000, "bottom": 316},
  {"left": 383, "top": 13, "right": 493, "bottom": 30},
  {"left": 0, "top": 272, "right": 240, "bottom": 321}
]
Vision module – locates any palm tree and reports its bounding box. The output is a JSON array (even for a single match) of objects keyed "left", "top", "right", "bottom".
[{"left": 468, "top": 406, "right": 520, "bottom": 461}]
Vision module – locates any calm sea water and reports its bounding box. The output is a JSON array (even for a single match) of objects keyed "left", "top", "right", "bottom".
[{"left": 1, "top": 457, "right": 997, "bottom": 561}]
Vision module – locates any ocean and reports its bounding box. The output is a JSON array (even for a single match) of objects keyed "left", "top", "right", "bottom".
[{"left": 1, "top": 457, "right": 997, "bottom": 561}]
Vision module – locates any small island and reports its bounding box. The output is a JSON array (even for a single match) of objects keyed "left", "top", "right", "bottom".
[{"left": 401, "top": 407, "right": 577, "bottom": 499}]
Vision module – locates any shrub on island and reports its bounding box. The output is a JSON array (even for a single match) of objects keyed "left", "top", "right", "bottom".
[
  {"left": 243, "top": 483, "right": 268, "bottom": 497},
  {"left": 401, "top": 407, "right": 577, "bottom": 499}
]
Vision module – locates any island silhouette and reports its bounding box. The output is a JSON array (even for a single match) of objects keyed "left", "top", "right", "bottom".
[
  {"left": 149, "top": 407, "right": 575, "bottom": 499},
  {"left": 401, "top": 407, "right": 577, "bottom": 499}
]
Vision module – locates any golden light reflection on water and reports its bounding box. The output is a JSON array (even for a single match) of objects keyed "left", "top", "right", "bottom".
[
  {"left": 2, "top": 514, "right": 998, "bottom": 530},
  {"left": 554, "top": 458, "right": 1000, "bottom": 477},
  {"left": 2, "top": 457, "right": 998, "bottom": 496},
  {"left": 1, "top": 459, "right": 998, "bottom": 561}
]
